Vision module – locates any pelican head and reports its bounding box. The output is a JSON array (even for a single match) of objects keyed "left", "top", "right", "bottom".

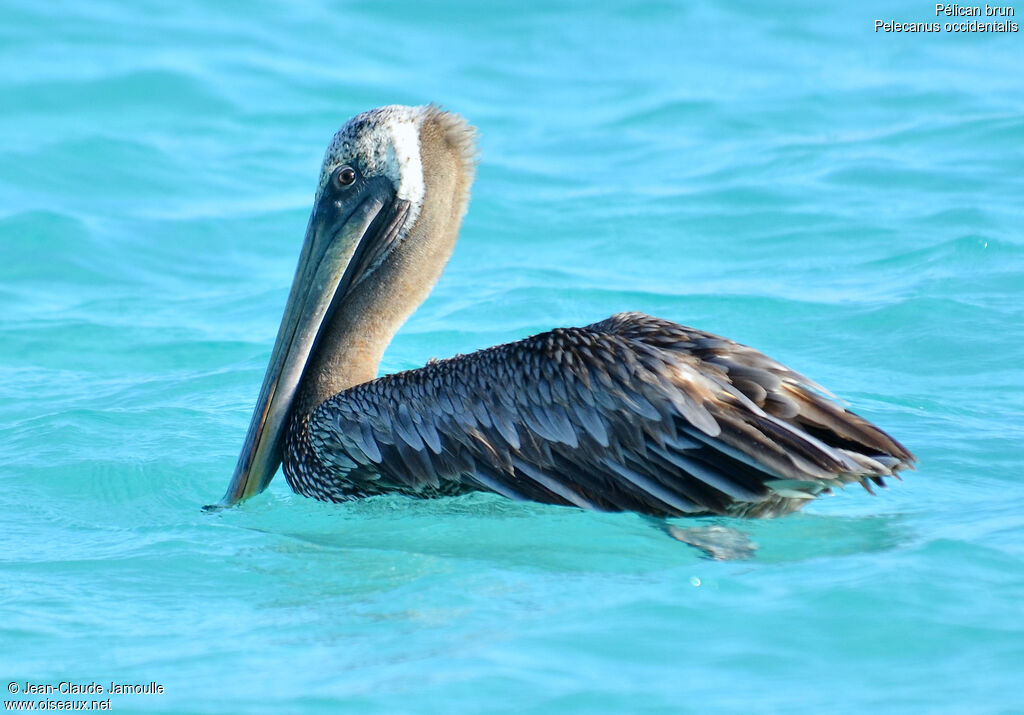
[{"left": 217, "top": 105, "right": 477, "bottom": 506}]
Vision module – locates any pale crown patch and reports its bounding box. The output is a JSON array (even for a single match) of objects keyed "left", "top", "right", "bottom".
[{"left": 317, "top": 105, "right": 427, "bottom": 226}]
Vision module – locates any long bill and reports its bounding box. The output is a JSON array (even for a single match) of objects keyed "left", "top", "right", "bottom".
[{"left": 212, "top": 176, "right": 406, "bottom": 507}]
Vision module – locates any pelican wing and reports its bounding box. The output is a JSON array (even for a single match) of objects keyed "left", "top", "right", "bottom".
[{"left": 308, "top": 312, "right": 915, "bottom": 517}]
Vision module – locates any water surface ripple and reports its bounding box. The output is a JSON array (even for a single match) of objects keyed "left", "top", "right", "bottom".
[{"left": 2, "top": 0, "right": 1023, "bottom": 711}]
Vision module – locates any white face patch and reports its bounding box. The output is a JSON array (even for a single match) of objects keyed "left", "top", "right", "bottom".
[{"left": 317, "top": 105, "right": 427, "bottom": 227}]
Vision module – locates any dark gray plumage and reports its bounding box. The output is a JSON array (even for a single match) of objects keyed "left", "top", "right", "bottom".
[{"left": 286, "top": 312, "right": 915, "bottom": 518}]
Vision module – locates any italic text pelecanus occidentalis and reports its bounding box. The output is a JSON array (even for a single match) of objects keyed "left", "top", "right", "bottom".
[{"left": 215, "top": 105, "right": 915, "bottom": 518}]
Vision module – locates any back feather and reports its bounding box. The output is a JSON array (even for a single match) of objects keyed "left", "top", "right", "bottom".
[{"left": 303, "top": 312, "right": 916, "bottom": 517}]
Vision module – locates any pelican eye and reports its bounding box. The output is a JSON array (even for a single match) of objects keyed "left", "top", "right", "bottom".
[{"left": 334, "top": 166, "right": 357, "bottom": 188}]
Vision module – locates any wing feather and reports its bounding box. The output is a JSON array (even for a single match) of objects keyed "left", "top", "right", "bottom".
[{"left": 307, "top": 312, "right": 916, "bottom": 517}]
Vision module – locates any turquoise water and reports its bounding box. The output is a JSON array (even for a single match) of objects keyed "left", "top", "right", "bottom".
[{"left": 3, "top": 0, "right": 1023, "bottom": 711}]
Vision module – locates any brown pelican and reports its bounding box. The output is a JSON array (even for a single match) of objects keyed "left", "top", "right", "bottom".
[{"left": 215, "top": 104, "right": 915, "bottom": 518}]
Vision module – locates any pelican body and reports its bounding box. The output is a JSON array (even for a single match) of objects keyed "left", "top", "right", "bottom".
[{"left": 217, "top": 105, "right": 915, "bottom": 518}]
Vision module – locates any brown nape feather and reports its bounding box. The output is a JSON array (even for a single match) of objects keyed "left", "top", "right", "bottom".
[{"left": 420, "top": 104, "right": 479, "bottom": 200}]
